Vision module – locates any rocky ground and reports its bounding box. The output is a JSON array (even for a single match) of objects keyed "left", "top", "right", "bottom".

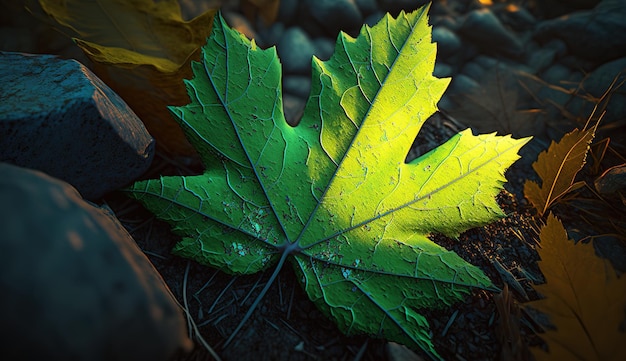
[{"left": 1, "top": 0, "right": 625, "bottom": 360}]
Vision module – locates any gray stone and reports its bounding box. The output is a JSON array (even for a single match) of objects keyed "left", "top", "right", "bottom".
[
  {"left": 434, "top": 16, "right": 462, "bottom": 32},
  {"left": 302, "top": 0, "right": 363, "bottom": 36},
  {"left": 527, "top": 45, "right": 560, "bottom": 74},
  {"left": 594, "top": 236, "right": 626, "bottom": 273},
  {"left": 474, "top": 55, "right": 499, "bottom": 69},
  {"left": 582, "top": 56, "right": 626, "bottom": 97},
  {"left": 467, "top": 56, "right": 530, "bottom": 78},
  {"left": 283, "top": 93, "right": 306, "bottom": 126},
  {"left": 567, "top": 0, "right": 602, "bottom": 7},
  {"left": 0, "top": 163, "right": 190, "bottom": 361},
  {"left": 534, "top": 0, "right": 626, "bottom": 63},
  {"left": 258, "top": 22, "right": 285, "bottom": 47},
  {"left": 569, "top": 57, "right": 626, "bottom": 130},
  {"left": 355, "top": 0, "right": 378, "bottom": 17},
  {"left": 313, "top": 37, "right": 336, "bottom": 61},
  {"left": 386, "top": 342, "right": 422, "bottom": 361},
  {"left": 294, "top": 10, "right": 329, "bottom": 38},
  {"left": 378, "top": 0, "right": 430, "bottom": 15},
  {"left": 0, "top": 52, "right": 154, "bottom": 200},
  {"left": 447, "top": 74, "right": 482, "bottom": 95},
  {"left": 535, "top": 0, "right": 601, "bottom": 20},
  {"left": 544, "top": 38, "right": 568, "bottom": 59},
  {"left": 432, "top": 26, "right": 461, "bottom": 59},
  {"left": 430, "top": 1, "right": 454, "bottom": 16},
  {"left": 559, "top": 54, "right": 596, "bottom": 72},
  {"left": 595, "top": 164, "right": 626, "bottom": 195},
  {"left": 364, "top": 11, "right": 385, "bottom": 27},
  {"left": 277, "top": 0, "right": 300, "bottom": 24},
  {"left": 437, "top": 93, "right": 454, "bottom": 112},
  {"left": 541, "top": 63, "right": 573, "bottom": 84},
  {"left": 460, "top": 61, "right": 485, "bottom": 81},
  {"left": 460, "top": 8, "right": 525, "bottom": 58},
  {"left": 534, "top": 67, "right": 579, "bottom": 130},
  {"left": 277, "top": 27, "right": 317, "bottom": 74},
  {"left": 283, "top": 75, "right": 312, "bottom": 99},
  {"left": 496, "top": 4, "right": 537, "bottom": 31},
  {"left": 434, "top": 62, "right": 454, "bottom": 78}
]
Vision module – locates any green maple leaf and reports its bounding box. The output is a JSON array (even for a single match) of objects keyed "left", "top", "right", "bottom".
[{"left": 125, "top": 5, "right": 530, "bottom": 359}]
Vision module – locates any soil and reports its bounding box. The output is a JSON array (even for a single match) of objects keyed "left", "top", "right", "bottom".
[{"left": 104, "top": 112, "right": 549, "bottom": 361}]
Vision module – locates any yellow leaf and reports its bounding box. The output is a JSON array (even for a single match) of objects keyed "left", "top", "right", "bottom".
[
  {"left": 38, "top": 0, "right": 216, "bottom": 155},
  {"left": 529, "top": 213, "right": 626, "bottom": 361},
  {"left": 524, "top": 128, "right": 594, "bottom": 216}
]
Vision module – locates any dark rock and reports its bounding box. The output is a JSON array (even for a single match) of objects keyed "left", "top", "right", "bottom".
[
  {"left": 0, "top": 52, "right": 154, "bottom": 200},
  {"left": 277, "top": 27, "right": 317, "bottom": 74},
  {"left": 461, "top": 56, "right": 525, "bottom": 81},
  {"left": 460, "top": 8, "right": 525, "bottom": 58},
  {"left": 437, "top": 93, "right": 454, "bottom": 111},
  {"left": 534, "top": 57, "right": 626, "bottom": 139},
  {"left": 474, "top": 55, "right": 498, "bottom": 69},
  {"left": 454, "top": 44, "right": 479, "bottom": 67},
  {"left": 594, "top": 236, "right": 626, "bottom": 272},
  {"left": 378, "top": 0, "right": 430, "bottom": 16},
  {"left": 567, "top": 0, "right": 602, "bottom": 7},
  {"left": 355, "top": 0, "right": 378, "bottom": 17},
  {"left": 534, "top": 0, "right": 626, "bottom": 63},
  {"left": 434, "top": 62, "right": 454, "bottom": 78},
  {"left": 460, "top": 61, "right": 485, "bottom": 81},
  {"left": 595, "top": 164, "right": 626, "bottom": 195},
  {"left": 313, "top": 37, "right": 336, "bottom": 61},
  {"left": 541, "top": 63, "right": 574, "bottom": 84},
  {"left": 364, "top": 11, "right": 385, "bottom": 27},
  {"left": 496, "top": 4, "right": 537, "bottom": 31},
  {"left": 527, "top": 43, "right": 561, "bottom": 74},
  {"left": 386, "top": 342, "right": 422, "bottom": 361},
  {"left": 544, "top": 38, "right": 568, "bottom": 59},
  {"left": 0, "top": 163, "right": 190, "bottom": 361},
  {"left": 293, "top": 10, "right": 329, "bottom": 38},
  {"left": 278, "top": 0, "right": 300, "bottom": 24},
  {"left": 559, "top": 54, "right": 596, "bottom": 72},
  {"left": 432, "top": 26, "right": 461, "bottom": 59},
  {"left": 535, "top": 0, "right": 601, "bottom": 18},
  {"left": 569, "top": 57, "right": 626, "bottom": 129},
  {"left": 302, "top": 0, "right": 363, "bottom": 36},
  {"left": 534, "top": 81, "right": 578, "bottom": 135},
  {"left": 257, "top": 21, "right": 285, "bottom": 47},
  {"left": 283, "top": 93, "right": 306, "bottom": 126},
  {"left": 432, "top": 15, "right": 462, "bottom": 32},
  {"left": 283, "top": 75, "right": 312, "bottom": 99},
  {"left": 430, "top": 1, "right": 455, "bottom": 16},
  {"left": 447, "top": 74, "right": 482, "bottom": 95}
]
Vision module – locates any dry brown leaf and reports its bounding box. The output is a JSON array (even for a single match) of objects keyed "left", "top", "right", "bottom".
[
  {"left": 445, "top": 69, "right": 543, "bottom": 138},
  {"left": 37, "top": 0, "right": 217, "bottom": 155},
  {"left": 524, "top": 128, "right": 595, "bottom": 216},
  {"left": 528, "top": 213, "right": 626, "bottom": 360}
]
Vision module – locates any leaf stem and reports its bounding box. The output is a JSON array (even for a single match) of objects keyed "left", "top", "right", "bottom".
[{"left": 222, "top": 249, "right": 290, "bottom": 348}]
